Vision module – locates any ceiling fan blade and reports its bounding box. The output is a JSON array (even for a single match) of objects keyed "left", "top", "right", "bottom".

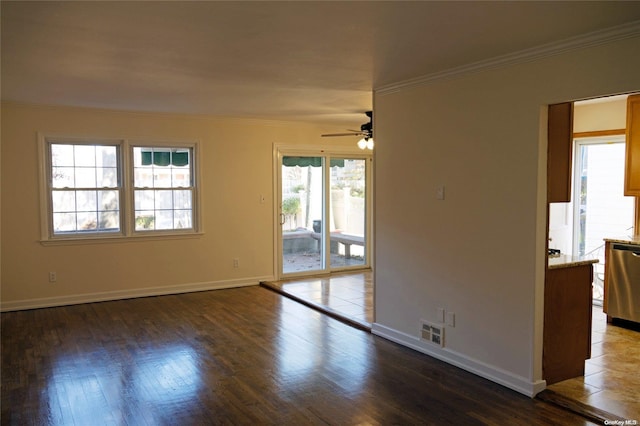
[{"left": 321, "top": 132, "right": 364, "bottom": 137}]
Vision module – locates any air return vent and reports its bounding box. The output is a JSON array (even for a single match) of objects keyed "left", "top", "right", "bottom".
[{"left": 420, "top": 320, "right": 444, "bottom": 347}]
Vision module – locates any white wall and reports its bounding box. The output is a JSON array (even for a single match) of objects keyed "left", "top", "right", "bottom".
[
  {"left": 0, "top": 103, "right": 352, "bottom": 310},
  {"left": 574, "top": 96, "right": 627, "bottom": 133},
  {"left": 372, "top": 35, "right": 640, "bottom": 396}
]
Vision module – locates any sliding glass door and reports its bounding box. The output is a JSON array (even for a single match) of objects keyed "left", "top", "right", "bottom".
[
  {"left": 277, "top": 148, "right": 371, "bottom": 278},
  {"left": 329, "top": 158, "right": 367, "bottom": 268},
  {"left": 280, "top": 156, "right": 325, "bottom": 275}
]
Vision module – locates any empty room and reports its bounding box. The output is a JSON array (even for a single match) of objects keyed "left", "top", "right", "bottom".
[{"left": 2, "top": 1, "right": 640, "bottom": 424}]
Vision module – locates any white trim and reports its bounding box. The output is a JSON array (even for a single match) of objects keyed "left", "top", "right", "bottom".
[
  {"left": 274, "top": 143, "right": 369, "bottom": 156},
  {"left": 371, "top": 323, "right": 547, "bottom": 398},
  {"left": 39, "top": 231, "right": 204, "bottom": 246},
  {"left": 0, "top": 276, "right": 274, "bottom": 312},
  {"left": 272, "top": 144, "right": 282, "bottom": 278},
  {"left": 38, "top": 132, "right": 51, "bottom": 241},
  {"left": 377, "top": 20, "right": 640, "bottom": 95}
]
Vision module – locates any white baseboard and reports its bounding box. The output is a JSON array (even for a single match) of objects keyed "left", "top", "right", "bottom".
[
  {"left": 371, "top": 323, "right": 546, "bottom": 398},
  {"left": 0, "top": 275, "right": 275, "bottom": 312}
]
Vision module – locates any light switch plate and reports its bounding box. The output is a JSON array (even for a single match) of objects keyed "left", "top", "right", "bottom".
[{"left": 447, "top": 312, "right": 455, "bottom": 327}]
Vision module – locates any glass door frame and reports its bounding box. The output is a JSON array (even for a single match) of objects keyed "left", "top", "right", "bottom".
[
  {"left": 571, "top": 134, "right": 629, "bottom": 256},
  {"left": 571, "top": 134, "right": 633, "bottom": 304},
  {"left": 273, "top": 143, "right": 373, "bottom": 280}
]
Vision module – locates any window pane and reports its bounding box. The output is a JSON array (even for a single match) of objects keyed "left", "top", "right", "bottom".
[
  {"left": 155, "top": 210, "right": 174, "bottom": 229},
  {"left": 98, "top": 211, "right": 119, "bottom": 230},
  {"left": 133, "top": 147, "right": 193, "bottom": 188},
  {"left": 51, "top": 144, "right": 74, "bottom": 167},
  {"left": 52, "top": 167, "right": 75, "bottom": 188},
  {"left": 75, "top": 167, "right": 97, "bottom": 188},
  {"left": 172, "top": 167, "right": 191, "bottom": 187},
  {"left": 156, "top": 190, "right": 173, "bottom": 210},
  {"left": 135, "top": 190, "right": 155, "bottom": 211},
  {"left": 52, "top": 191, "right": 76, "bottom": 213},
  {"left": 96, "top": 146, "right": 117, "bottom": 167},
  {"left": 173, "top": 190, "right": 192, "bottom": 209},
  {"left": 97, "top": 190, "right": 119, "bottom": 211},
  {"left": 134, "top": 167, "right": 153, "bottom": 188},
  {"left": 76, "top": 191, "right": 97, "bottom": 212},
  {"left": 97, "top": 167, "right": 118, "bottom": 187},
  {"left": 74, "top": 145, "right": 96, "bottom": 167},
  {"left": 172, "top": 151, "right": 189, "bottom": 167},
  {"left": 53, "top": 212, "right": 77, "bottom": 232},
  {"left": 174, "top": 210, "right": 192, "bottom": 229},
  {"left": 154, "top": 169, "right": 172, "bottom": 188},
  {"left": 77, "top": 212, "right": 97, "bottom": 230},
  {"left": 135, "top": 211, "right": 155, "bottom": 230}
]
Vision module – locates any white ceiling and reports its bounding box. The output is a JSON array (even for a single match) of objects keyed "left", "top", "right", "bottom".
[{"left": 2, "top": 1, "right": 640, "bottom": 126}]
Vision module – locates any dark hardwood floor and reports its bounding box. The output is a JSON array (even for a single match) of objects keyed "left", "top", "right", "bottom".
[{"left": 2, "top": 286, "right": 597, "bottom": 425}]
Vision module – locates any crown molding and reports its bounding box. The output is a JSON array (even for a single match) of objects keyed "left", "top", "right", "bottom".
[{"left": 377, "top": 20, "right": 640, "bottom": 96}]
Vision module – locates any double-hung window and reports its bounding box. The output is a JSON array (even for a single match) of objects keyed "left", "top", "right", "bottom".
[
  {"left": 48, "top": 141, "right": 122, "bottom": 236},
  {"left": 132, "top": 146, "right": 194, "bottom": 231},
  {"left": 40, "top": 137, "right": 199, "bottom": 242}
]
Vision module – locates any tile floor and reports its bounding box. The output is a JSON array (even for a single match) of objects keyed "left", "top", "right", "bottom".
[
  {"left": 264, "top": 270, "right": 639, "bottom": 421},
  {"left": 262, "top": 270, "right": 373, "bottom": 329},
  {"left": 547, "top": 307, "right": 640, "bottom": 420}
]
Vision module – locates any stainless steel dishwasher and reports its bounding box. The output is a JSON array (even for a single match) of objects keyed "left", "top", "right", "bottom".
[{"left": 606, "top": 243, "right": 640, "bottom": 323}]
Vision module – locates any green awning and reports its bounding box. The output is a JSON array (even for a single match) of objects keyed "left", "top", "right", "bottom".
[
  {"left": 282, "top": 157, "right": 344, "bottom": 167},
  {"left": 141, "top": 151, "right": 189, "bottom": 167}
]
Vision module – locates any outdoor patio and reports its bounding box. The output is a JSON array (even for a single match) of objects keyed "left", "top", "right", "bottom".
[{"left": 283, "top": 251, "right": 365, "bottom": 274}]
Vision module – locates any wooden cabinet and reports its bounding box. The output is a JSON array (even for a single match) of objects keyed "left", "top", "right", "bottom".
[
  {"left": 547, "top": 102, "right": 574, "bottom": 203},
  {"left": 625, "top": 94, "right": 640, "bottom": 196},
  {"left": 543, "top": 263, "right": 593, "bottom": 385}
]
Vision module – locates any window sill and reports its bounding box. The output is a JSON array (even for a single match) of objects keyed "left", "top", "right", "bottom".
[{"left": 40, "top": 232, "right": 204, "bottom": 246}]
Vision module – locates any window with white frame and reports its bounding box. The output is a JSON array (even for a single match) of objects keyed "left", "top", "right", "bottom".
[
  {"left": 48, "top": 141, "right": 122, "bottom": 236},
  {"left": 41, "top": 137, "right": 199, "bottom": 241},
  {"left": 132, "top": 146, "right": 194, "bottom": 231}
]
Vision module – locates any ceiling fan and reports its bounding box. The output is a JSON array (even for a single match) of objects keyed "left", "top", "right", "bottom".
[{"left": 321, "top": 111, "right": 373, "bottom": 149}]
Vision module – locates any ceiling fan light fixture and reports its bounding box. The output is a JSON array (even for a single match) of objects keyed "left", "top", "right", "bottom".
[
  {"left": 323, "top": 111, "right": 373, "bottom": 150},
  {"left": 357, "top": 137, "right": 374, "bottom": 150}
]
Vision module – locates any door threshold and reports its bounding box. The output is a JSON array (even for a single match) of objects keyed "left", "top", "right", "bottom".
[{"left": 260, "top": 280, "right": 372, "bottom": 332}]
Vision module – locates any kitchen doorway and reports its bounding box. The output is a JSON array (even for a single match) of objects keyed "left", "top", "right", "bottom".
[{"left": 545, "top": 94, "right": 640, "bottom": 418}]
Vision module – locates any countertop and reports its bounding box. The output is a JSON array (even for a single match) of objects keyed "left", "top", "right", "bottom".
[
  {"left": 604, "top": 235, "right": 640, "bottom": 245},
  {"left": 548, "top": 254, "right": 599, "bottom": 270}
]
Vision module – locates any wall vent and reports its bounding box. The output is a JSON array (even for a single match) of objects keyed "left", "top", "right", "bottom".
[{"left": 420, "top": 320, "right": 444, "bottom": 347}]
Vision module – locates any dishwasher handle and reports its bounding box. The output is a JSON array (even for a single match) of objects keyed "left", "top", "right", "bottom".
[{"left": 612, "top": 243, "right": 640, "bottom": 256}]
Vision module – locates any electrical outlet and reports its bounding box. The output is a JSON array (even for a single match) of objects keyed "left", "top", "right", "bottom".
[
  {"left": 437, "top": 307, "right": 445, "bottom": 323},
  {"left": 49, "top": 272, "right": 57, "bottom": 283},
  {"left": 233, "top": 258, "right": 240, "bottom": 268}
]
